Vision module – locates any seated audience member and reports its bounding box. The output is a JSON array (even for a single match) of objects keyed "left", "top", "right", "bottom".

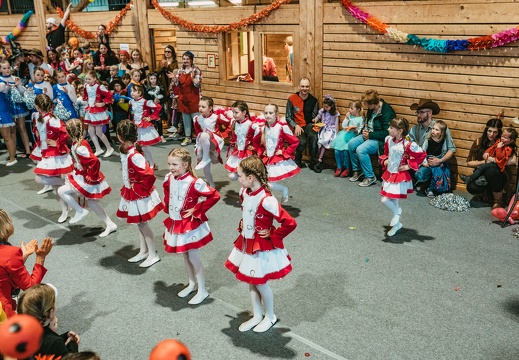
[
  {"left": 348, "top": 89, "right": 395, "bottom": 187},
  {"left": 0, "top": 209, "right": 53, "bottom": 318},
  {"left": 17, "top": 284, "right": 80, "bottom": 357},
  {"left": 408, "top": 99, "right": 455, "bottom": 191},
  {"left": 420, "top": 120, "right": 452, "bottom": 197}
]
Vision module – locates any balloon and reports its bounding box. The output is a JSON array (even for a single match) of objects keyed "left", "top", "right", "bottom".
[
  {"left": 149, "top": 339, "right": 191, "bottom": 360},
  {"left": 0, "top": 314, "right": 43, "bottom": 358},
  {"left": 490, "top": 207, "right": 516, "bottom": 225}
]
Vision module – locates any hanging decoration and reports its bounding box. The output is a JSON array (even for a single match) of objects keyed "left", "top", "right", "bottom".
[
  {"left": 3, "top": 11, "right": 33, "bottom": 44},
  {"left": 341, "top": 0, "right": 519, "bottom": 53},
  {"left": 151, "top": 0, "right": 291, "bottom": 34},
  {"left": 57, "top": 2, "right": 132, "bottom": 40}
]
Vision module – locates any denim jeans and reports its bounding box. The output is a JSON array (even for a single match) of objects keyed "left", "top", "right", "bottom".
[
  {"left": 182, "top": 112, "right": 198, "bottom": 137},
  {"left": 414, "top": 165, "right": 432, "bottom": 183},
  {"left": 348, "top": 135, "right": 379, "bottom": 178},
  {"left": 334, "top": 149, "right": 350, "bottom": 170}
]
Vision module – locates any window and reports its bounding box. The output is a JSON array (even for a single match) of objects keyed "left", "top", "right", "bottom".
[{"left": 222, "top": 31, "right": 294, "bottom": 84}]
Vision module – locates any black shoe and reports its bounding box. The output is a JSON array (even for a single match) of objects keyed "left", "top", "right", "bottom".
[
  {"left": 459, "top": 174, "right": 471, "bottom": 184},
  {"left": 314, "top": 163, "right": 322, "bottom": 173},
  {"left": 296, "top": 161, "right": 307, "bottom": 169},
  {"left": 475, "top": 176, "right": 488, "bottom": 186}
]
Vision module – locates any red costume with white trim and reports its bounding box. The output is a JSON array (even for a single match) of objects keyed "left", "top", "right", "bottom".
[
  {"left": 33, "top": 113, "right": 73, "bottom": 177},
  {"left": 194, "top": 112, "right": 225, "bottom": 164},
  {"left": 162, "top": 172, "right": 220, "bottom": 253},
  {"left": 129, "top": 97, "right": 161, "bottom": 146},
  {"left": 29, "top": 112, "right": 42, "bottom": 162},
  {"left": 225, "top": 118, "right": 259, "bottom": 173},
  {"left": 254, "top": 120, "right": 301, "bottom": 182},
  {"left": 225, "top": 186, "right": 297, "bottom": 285},
  {"left": 83, "top": 82, "right": 113, "bottom": 126},
  {"left": 379, "top": 136, "right": 426, "bottom": 199},
  {"left": 67, "top": 139, "right": 111, "bottom": 199},
  {"left": 117, "top": 147, "right": 164, "bottom": 223}
]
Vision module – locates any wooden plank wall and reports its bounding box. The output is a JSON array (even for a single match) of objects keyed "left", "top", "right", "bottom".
[{"left": 322, "top": 0, "right": 519, "bottom": 188}]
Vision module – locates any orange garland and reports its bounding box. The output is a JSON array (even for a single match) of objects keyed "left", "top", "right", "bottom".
[
  {"left": 57, "top": 2, "right": 132, "bottom": 40},
  {"left": 151, "top": 0, "right": 291, "bottom": 33}
]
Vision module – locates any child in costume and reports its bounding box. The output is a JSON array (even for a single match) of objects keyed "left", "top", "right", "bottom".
[
  {"left": 0, "top": 61, "right": 19, "bottom": 165},
  {"left": 254, "top": 104, "right": 300, "bottom": 203},
  {"left": 32, "top": 94, "right": 74, "bottom": 223},
  {"left": 314, "top": 94, "right": 339, "bottom": 166},
  {"left": 129, "top": 84, "right": 161, "bottom": 168},
  {"left": 57, "top": 119, "right": 117, "bottom": 237},
  {"left": 225, "top": 156, "right": 297, "bottom": 333},
  {"left": 163, "top": 148, "right": 220, "bottom": 305},
  {"left": 116, "top": 120, "right": 163, "bottom": 268},
  {"left": 83, "top": 70, "right": 114, "bottom": 157},
  {"left": 225, "top": 100, "right": 259, "bottom": 181},
  {"left": 53, "top": 70, "right": 78, "bottom": 119},
  {"left": 379, "top": 118, "right": 426, "bottom": 236},
  {"left": 193, "top": 96, "right": 225, "bottom": 188},
  {"left": 331, "top": 100, "right": 364, "bottom": 178},
  {"left": 145, "top": 72, "right": 167, "bottom": 142}
]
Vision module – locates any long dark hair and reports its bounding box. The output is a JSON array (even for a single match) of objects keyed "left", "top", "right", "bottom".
[{"left": 481, "top": 118, "right": 503, "bottom": 150}]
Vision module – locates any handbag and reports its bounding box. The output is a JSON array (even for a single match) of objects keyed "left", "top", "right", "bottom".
[{"left": 430, "top": 163, "right": 451, "bottom": 193}]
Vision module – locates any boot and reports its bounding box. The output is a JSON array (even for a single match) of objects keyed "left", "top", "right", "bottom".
[{"left": 492, "top": 191, "right": 504, "bottom": 209}]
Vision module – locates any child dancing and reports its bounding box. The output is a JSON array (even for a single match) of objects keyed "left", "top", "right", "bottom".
[
  {"left": 57, "top": 119, "right": 117, "bottom": 237},
  {"left": 32, "top": 94, "right": 74, "bottom": 223},
  {"left": 225, "top": 156, "right": 297, "bottom": 333},
  {"left": 163, "top": 148, "right": 220, "bottom": 304},
  {"left": 254, "top": 104, "right": 300, "bottom": 203},
  {"left": 379, "top": 118, "right": 426, "bottom": 236},
  {"left": 116, "top": 120, "right": 163, "bottom": 267}
]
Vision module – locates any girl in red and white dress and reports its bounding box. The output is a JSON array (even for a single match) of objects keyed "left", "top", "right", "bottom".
[
  {"left": 116, "top": 120, "right": 164, "bottom": 268},
  {"left": 129, "top": 84, "right": 161, "bottom": 169},
  {"left": 193, "top": 96, "right": 225, "bottom": 187},
  {"left": 83, "top": 70, "right": 115, "bottom": 158},
  {"left": 379, "top": 117, "right": 426, "bottom": 237},
  {"left": 224, "top": 100, "right": 260, "bottom": 181},
  {"left": 163, "top": 148, "right": 220, "bottom": 305},
  {"left": 225, "top": 156, "right": 297, "bottom": 333},
  {"left": 57, "top": 119, "right": 117, "bottom": 237},
  {"left": 32, "top": 94, "right": 74, "bottom": 223},
  {"left": 254, "top": 104, "right": 300, "bottom": 204}
]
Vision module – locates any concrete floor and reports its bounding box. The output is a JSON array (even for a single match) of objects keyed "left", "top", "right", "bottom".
[{"left": 1, "top": 140, "right": 518, "bottom": 360}]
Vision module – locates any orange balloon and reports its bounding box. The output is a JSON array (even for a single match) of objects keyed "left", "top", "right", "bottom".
[{"left": 149, "top": 339, "right": 191, "bottom": 360}]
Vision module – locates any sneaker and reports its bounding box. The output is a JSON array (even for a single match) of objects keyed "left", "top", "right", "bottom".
[
  {"left": 161, "top": 136, "right": 167, "bottom": 143},
  {"left": 334, "top": 169, "right": 341, "bottom": 177},
  {"left": 427, "top": 190, "right": 435, "bottom": 198},
  {"left": 340, "top": 169, "right": 349, "bottom": 178},
  {"left": 359, "top": 176, "right": 377, "bottom": 187},
  {"left": 475, "top": 176, "right": 488, "bottom": 186},
  {"left": 167, "top": 126, "right": 178, "bottom": 133},
  {"left": 349, "top": 171, "right": 364, "bottom": 182},
  {"left": 181, "top": 138, "right": 192, "bottom": 146},
  {"left": 6, "top": 159, "right": 17, "bottom": 167},
  {"left": 170, "top": 133, "right": 181, "bottom": 141}
]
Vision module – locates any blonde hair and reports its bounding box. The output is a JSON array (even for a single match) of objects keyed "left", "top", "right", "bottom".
[
  {"left": 167, "top": 147, "right": 195, "bottom": 177},
  {"left": 239, "top": 156, "right": 271, "bottom": 194},
  {"left": 261, "top": 103, "right": 279, "bottom": 146},
  {"left": 66, "top": 119, "right": 84, "bottom": 160},
  {"left": 0, "top": 209, "right": 14, "bottom": 243},
  {"left": 17, "top": 284, "right": 56, "bottom": 325},
  {"left": 429, "top": 119, "right": 447, "bottom": 142}
]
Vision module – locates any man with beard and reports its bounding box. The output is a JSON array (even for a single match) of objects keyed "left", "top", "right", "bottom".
[
  {"left": 46, "top": 3, "right": 73, "bottom": 50},
  {"left": 285, "top": 77, "right": 320, "bottom": 172},
  {"left": 409, "top": 99, "right": 456, "bottom": 192}
]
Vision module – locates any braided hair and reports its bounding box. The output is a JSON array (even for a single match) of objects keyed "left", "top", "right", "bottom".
[
  {"left": 34, "top": 94, "right": 54, "bottom": 123},
  {"left": 117, "top": 119, "right": 143, "bottom": 154},
  {"left": 239, "top": 155, "right": 271, "bottom": 195},
  {"left": 168, "top": 147, "right": 196, "bottom": 178},
  {"left": 66, "top": 119, "right": 84, "bottom": 160}
]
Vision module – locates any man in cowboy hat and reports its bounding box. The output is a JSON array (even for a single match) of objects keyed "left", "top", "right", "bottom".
[
  {"left": 46, "top": 3, "right": 73, "bottom": 50},
  {"left": 27, "top": 49, "right": 53, "bottom": 81},
  {"left": 409, "top": 99, "right": 456, "bottom": 194}
]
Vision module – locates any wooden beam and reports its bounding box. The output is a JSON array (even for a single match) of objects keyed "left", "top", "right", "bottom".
[
  {"left": 33, "top": 0, "right": 48, "bottom": 55},
  {"left": 134, "top": 0, "right": 152, "bottom": 67}
]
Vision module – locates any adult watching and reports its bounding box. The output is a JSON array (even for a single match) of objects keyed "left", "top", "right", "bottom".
[
  {"left": 46, "top": 3, "right": 72, "bottom": 50},
  {"left": 93, "top": 44, "right": 119, "bottom": 82},
  {"left": 0, "top": 209, "right": 53, "bottom": 318},
  {"left": 348, "top": 89, "right": 395, "bottom": 187},
  {"left": 285, "top": 77, "right": 320, "bottom": 172}
]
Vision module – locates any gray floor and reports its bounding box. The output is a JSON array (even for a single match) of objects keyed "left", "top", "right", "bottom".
[{"left": 1, "top": 140, "right": 518, "bottom": 360}]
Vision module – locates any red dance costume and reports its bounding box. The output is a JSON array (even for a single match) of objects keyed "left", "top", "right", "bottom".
[
  {"left": 379, "top": 136, "right": 427, "bottom": 199},
  {"left": 129, "top": 97, "right": 161, "bottom": 146},
  {"left": 83, "top": 82, "right": 113, "bottom": 126},
  {"left": 193, "top": 112, "right": 226, "bottom": 164},
  {"left": 254, "top": 120, "right": 301, "bottom": 182},
  {"left": 117, "top": 147, "right": 164, "bottom": 223},
  {"left": 225, "top": 118, "right": 259, "bottom": 173},
  {"left": 33, "top": 113, "right": 73, "bottom": 177},
  {"left": 29, "top": 112, "right": 42, "bottom": 162},
  {"left": 162, "top": 172, "right": 220, "bottom": 253},
  {"left": 67, "top": 139, "right": 111, "bottom": 199},
  {"left": 225, "top": 187, "right": 297, "bottom": 285}
]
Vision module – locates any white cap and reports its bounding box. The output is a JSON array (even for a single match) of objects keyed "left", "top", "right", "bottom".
[{"left": 46, "top": 17, "right": 57, "bottom": 26}]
